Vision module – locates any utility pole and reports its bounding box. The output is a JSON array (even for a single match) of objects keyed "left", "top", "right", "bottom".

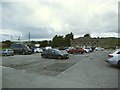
[
  {"left": 28, "top": 32, "right": 31, "bottom": 42},
  {"left": 18, "top": 36, "right": 20, "bottom": 42},
  {"left": 11, "top": 35, "right": 13, "bottom": 42}
]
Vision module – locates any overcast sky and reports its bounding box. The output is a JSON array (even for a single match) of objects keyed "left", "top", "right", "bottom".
[{"left": 1, "top": 0, "right": 119, "bottom": 41}]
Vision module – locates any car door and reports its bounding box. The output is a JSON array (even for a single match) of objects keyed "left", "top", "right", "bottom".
[
  {"left": 48, "top": 50, "right": 57, "bottom": 59},
  {"left": 47, "top": 50, "right": 53, "bottom": 58},
  {"left": 8, "top": 49, "right": 11, "bottom": 55},
  {"left": 51, "top": 50, "right": 58, "bottom": 58},
  {"left": 52, "top": 50, "right": 59, "bottom": 58}
]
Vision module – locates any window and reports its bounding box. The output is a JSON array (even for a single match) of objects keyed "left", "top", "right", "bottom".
[
  {"left": 11, "top": 44, "right": 21, "bottom": 48},
  {"left": 117, "top": 51, "right": 120, "bottom": 54}
]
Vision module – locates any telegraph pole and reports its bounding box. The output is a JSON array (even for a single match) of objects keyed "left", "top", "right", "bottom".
[
  {"left": 18, "top": 36, "right": 20, "bottom": 42},
  {"left": 11, "top": 35, "right": 13, "bottom": 42},
  {"left": 28, "top": 32, "right": 31, "bottom": 42}
]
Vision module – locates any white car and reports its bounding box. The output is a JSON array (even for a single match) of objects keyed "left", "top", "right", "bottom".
[
  {"left": 45, "top": 46, "right": 52, "bottom": 50},
  {"left": 84, "top": 47, "right": 93, "bottom": 53},
  {"left": 95, "top": 47, "right": 104, "bottom": 51},
  {"left": 105, "top": 49, "right": 120, "bottom": 68},
  {"left": 34, "top": 48, "right": 43, "bottom": 53}
]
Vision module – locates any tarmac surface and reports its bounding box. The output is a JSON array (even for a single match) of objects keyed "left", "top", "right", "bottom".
[{"left": 1, "top": 50, "right": 119, "bottom": 88}]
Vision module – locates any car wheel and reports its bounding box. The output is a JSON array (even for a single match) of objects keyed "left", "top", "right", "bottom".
[
  {"left": 4, "top": 53, "right": 7, "bottom": 56},
  {"left": 42, "top": 55, "right": 46, "bottom": 58},
  {"left": 58, "top": 56, "right": 62, "bottom": 60},
  {"left": 79, "top": 52, "right": 83, "bottom": 54},
  {"left": 22, "top": 52, "right": 26, "bottom": 55},
  {"left": 118, "top": 61, "right": 120, "bottom": 69}
]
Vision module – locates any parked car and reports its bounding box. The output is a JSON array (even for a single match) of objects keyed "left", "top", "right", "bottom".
[
  {"left": 95, "top": 47, "right": 104, "bottom": 51},
  {"left": 65, "top": 47, "right": 74, "bottom": 52},
  {"left": 105, "top": 49, "right": 120, "bottom": 68},
  {"left": 34, "top": 48, "right": 43, "bottom": 53},
  {"left": 45, "top": 46, "right": 52, "bottom": 50},
  {"left": 1, "top": 49, "right": 14, "bottom": 56},
  {"left": 41, "top": 49, "right": 69, "bottom": 59},
  {"left": 58, "top": 47, "right": 68, "bottom": 50},
  {"left": 83, "top": 47, "right": 93, "bottom": 53},
  {"left": 67, "top": 48, "right": 84, "bottom": 54},
  {"left": 10, "top": 43, "right": 32, "bottom": 55}
]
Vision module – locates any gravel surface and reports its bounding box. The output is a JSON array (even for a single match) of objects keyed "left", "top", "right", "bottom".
[{"left": 1, "top": 50, "right": 119, "bottom": 88}]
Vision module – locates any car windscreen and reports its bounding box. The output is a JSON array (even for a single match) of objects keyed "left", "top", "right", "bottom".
[
  {"left": 117, "top": 51, "right": 120, "bottom": 54},
  {"left": 51, "top": 49, "right": 61, "bottom": 54},
  {"left": 55, "top": 50, "right": 61, "bottom": 54},
  {"left": 11, "top": 44, "right": 21, "bottom": 48},
  {"left": 22, "top": 45, "right": 31, "bottom": 50}
]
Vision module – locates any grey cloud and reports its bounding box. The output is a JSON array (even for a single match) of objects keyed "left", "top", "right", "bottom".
[
  {"left": 1, "top": 1, "right": 118, "bottom": 41},
  {"left": 19, "top": 27, "right": 54, "bottom": 39}
]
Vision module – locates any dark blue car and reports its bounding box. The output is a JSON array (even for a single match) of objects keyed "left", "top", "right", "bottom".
[{"left": 41, "top": 49, "right": 69, "bottom": 59}]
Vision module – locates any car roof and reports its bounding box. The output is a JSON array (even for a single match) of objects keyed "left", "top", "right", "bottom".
[{"left": 111, "top": 49, "right": 120, "bottom": 54}]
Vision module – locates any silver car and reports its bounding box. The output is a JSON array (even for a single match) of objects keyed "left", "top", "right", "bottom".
[
  {"left": 2, "top": 49, "right": 14, "bottom": 56},
  {"left": 105, "top": 49, "right": 120, "bottom": 68}
]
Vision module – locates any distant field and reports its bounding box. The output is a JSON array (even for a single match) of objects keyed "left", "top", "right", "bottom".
[{"left": 0, "top": 48, "right": 10, "bottom": 50}]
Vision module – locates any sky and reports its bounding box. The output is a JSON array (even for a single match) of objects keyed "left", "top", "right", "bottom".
[{"left": 0, "top": 0, "right": 119, "bottom": 41}]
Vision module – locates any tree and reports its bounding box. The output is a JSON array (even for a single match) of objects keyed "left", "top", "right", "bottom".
[
  {"left": 40, "top": 40, "right": 48, "bottom": 47},
  {"left": 48, "top": 40, "right": 52, "bottom": 46},
  {"left": 57, "top": 36, "right": 64, "bottom": 47},
  {"left": 64, "top": 32, "right": 74, "bottom": 46},
  {"left": 52, "top": 35, "right": 58, "bottom": 47},
  {"left": 52, "top": 35, "right": 64, "bottom": 47},
  {"left": 2, "top": 40, "right": 12, "bottom": 48},
  {"left": 31, "top": 41, "right": 37, "bottom": 44},
  {"left": 84, "top": 34, "right": 91, "bottom": 37},
  {"left": 70, "top": 32, "right": 74, "bottom": 40},
  {"left": 51, "top": 32, "right": 74, "bottom": 47}
]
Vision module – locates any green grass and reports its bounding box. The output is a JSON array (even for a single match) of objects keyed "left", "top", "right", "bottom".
[{"left": 0, "top": 47, "right": 10, "bottom": 50}]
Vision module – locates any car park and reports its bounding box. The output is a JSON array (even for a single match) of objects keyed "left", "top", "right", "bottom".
[
  {"left": 10, "top": 43, "right": 32, "bottom": 55},
  {"left": 67, "top": 48, "right": 84, "bottom": 54},
  {"left": 2, "top": 49, "right": 118, "bottom": 88},
  {"left": 105, "top": 49, "right": 120, "bottom": 68},
  {"left": 1, "top": 49, "right": 14, "bottom": 56},
  {"left": 41, "top": 49, "right": 69, "bottom": 59}
]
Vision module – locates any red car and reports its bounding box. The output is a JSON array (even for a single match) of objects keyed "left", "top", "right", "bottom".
[{"left": 67, "top": 48, "right": 84, "bottom": 54}]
